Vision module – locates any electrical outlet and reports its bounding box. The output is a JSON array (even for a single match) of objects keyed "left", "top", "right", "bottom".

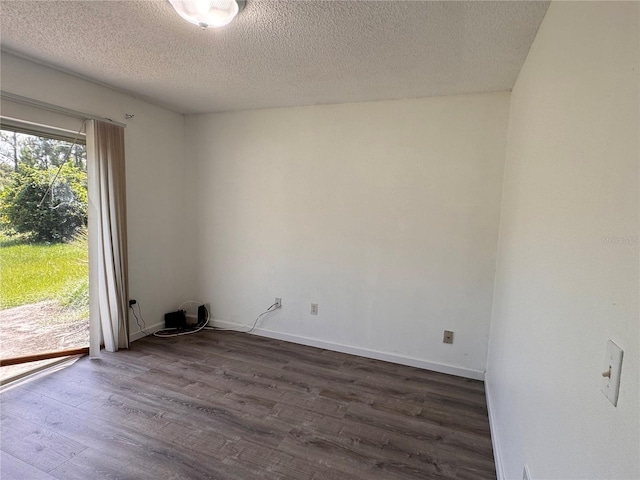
[
  {"left": 443, "top": 330, "right": 454, "bottom": 344},
  {"left": 310, "top": 303, "right": 318, "bottom": 315},
  {"left": 523, "top": 464, "right": 531, "bottom": 480},
  {"left": 275, "top": 298, "right": 282, "bottom": 308}
]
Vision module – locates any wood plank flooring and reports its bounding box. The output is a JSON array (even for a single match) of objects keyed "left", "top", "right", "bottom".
[{"left": 0, "top": 330, "right": 496, "bottom": 479}]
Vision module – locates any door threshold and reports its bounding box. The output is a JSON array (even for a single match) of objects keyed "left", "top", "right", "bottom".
[{"left": 0, "top": 354, "right": 84, "bottom": 390}]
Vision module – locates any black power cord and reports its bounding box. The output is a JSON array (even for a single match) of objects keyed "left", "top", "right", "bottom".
[{"left": 129, "top": 299, "right": 149, "bottom": 336}]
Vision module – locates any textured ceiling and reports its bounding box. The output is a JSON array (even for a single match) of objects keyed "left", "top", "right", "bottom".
[{"left": 0, "top": 1, "right": 549, "bottom": 114}]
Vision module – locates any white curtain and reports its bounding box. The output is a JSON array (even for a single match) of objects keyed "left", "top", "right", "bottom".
[{"left": 87, "top": 120, "right": 129, "bottom": 355}]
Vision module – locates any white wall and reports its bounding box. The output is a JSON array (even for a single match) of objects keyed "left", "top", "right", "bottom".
[
  {"left": 185, "top": 93, "right": 509, "bottom": 378},
  {"left": 486, "top": 2, "right": 639, "bottom": 479},
  {"left": 1, "top": 52, "right": 193, "bottom": 339}
]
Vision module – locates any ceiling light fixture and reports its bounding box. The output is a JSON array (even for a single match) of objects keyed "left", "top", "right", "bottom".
[{"left": 168, "top": 0, "right": 245, "bottom": 29}]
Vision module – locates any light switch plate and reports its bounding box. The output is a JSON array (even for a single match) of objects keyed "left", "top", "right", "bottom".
[{"left": 601, "top": 340, "right": 623, "bottom": 406}]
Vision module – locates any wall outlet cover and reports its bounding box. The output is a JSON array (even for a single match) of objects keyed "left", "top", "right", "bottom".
[
  {"left": 443, "top": 330, "right": 454, "bottom": 344},
  {"left": 601, "top": 339, "right": 623, "bottom": 406}
]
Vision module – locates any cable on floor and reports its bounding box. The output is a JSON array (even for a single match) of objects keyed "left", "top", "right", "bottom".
[
  {"left": 153, "top": 302, "right": 210, "bottom": 338},
  {"left": 208, "top": 302, "right": 280, "bottom": 334}
]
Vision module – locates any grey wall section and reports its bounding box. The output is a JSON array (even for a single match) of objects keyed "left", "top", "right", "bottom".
[
  {"left": 486, "top": 2, "right": 639, "bottom": 479},
  {"left": 185, "top": 92, "right": 510, "bottom": 377}
]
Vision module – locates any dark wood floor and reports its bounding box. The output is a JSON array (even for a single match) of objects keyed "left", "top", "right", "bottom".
[{"left": 1, "top": 330, "right": 496, "bottom": 479}]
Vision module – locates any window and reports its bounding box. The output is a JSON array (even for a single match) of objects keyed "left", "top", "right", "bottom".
[{"left": 0, "top": 126, "right": 89, "bottom": 383}]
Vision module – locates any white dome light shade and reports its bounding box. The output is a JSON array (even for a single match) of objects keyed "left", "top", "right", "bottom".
[{"left": 168, "top": 0, "right": 240, "bottom": 28}]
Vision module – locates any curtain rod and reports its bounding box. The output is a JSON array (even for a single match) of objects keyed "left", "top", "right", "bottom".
[{"left": 0, "top": 90, "right": 127, "bottom": 128}]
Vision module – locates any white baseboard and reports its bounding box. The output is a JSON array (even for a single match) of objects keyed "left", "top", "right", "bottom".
[
  {"left": 211, "top": 319, "right": 485, "bottom": 380},
  {"left": 485, "top": 381, "right": 505, "bottom": 480},
  {"left": 129, "top": 321, "right": 164, "bottom": 342}
]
